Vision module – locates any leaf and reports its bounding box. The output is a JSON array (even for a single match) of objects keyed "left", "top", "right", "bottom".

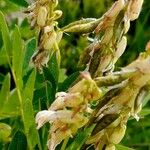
[
  {"left": 34, "top": 69, "right": 54, "bottom": 109},
  {"left": 0, "top": 0, "right": 19, "bottom": 14},
  {"left": 23, "top": 69, "right": 36, "bottom": 102},
  {"left": 41, "top": 54, "right": 60, "bottom": 104},
  {"left": 0, "top": 74, "right": 10, "bottom": 111},
  {"left": 0, "top": 89, "right": 20, "bottom": 119},
  {"left": 142, "top": 92, "right": 150, "bottom": 107},
  {"left": 0, "top": 73, "right": 4, "bottom": 84},
  {"left": 8, "top": 0, "right": 28, "bottom": 7},
  {"left": 66, "top": 125, "right": 95, "bottom": 150},
  {"left": 0, "top": 47, "right": 8, "bottom": 65},
  {"left": 23, "top": 38, "right": 36, "bottom": 76},
  {"left": 8, "top": 131, "right": 27, "bottom": 150},
  {"left": 33, "top": 81, "right": 53, "bottom": 109},
  {"left": 0, "top": 11, "right": 11, "bottom": 58},
  {"left": 23, "top": 99, "right": 41, "bottom": 149},
  {"left": 22, "top": 69, "right": 41, "bottom": 149},
  {"left": 58, "top": 72, "right": 79, "bottom": 91},
  {"left": 140, "top": 108, "right": 150, "bottom": 117},
  {"left": 116, "top": 144, "right": 134, "bottom": 150},
  {"left": 47, "top": 53, "right": 59, "bottom": 85},
  {"left": 59, "top": 68, "right": 67, "bottom": 83},
  {"left": 20, "top": 18, "right": 35, "bottom": 39},
  {"left": 12, "top": 26, "right": 24, "bottom": 89}
]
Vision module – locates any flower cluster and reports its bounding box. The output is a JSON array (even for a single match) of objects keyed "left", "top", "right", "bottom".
[
  {"left": 36, "top": 72, "right": 102, "bottom": 149},
  {"left": 87, "top": 49, "right": 150, "bottom": 149},
  {"left": 79, "top": 0, "right": 144, "bottom": 77},
  {"left": 25, "top": 0, "right": 62, "bottom": 71}
]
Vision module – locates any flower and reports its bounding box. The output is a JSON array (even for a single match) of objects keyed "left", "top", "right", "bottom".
[{"left": 35, "top": 110, "right": 55, "bottom": 129}]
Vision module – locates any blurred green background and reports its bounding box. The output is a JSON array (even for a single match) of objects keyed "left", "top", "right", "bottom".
[{"left": 0, "top": 0, "right": 150, "bottom": 149}]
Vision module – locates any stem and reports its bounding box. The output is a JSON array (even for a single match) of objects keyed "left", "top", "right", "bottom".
[
  {"left": 60, "top": 138, "right": 69, "bottom": 150},
  {"left": 54, "top": 42, "right": 61, "bottom": 66}
]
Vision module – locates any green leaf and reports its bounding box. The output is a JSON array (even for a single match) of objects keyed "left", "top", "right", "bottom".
[
  {"left": 58, "top": 72, "right": 79, "bottom": 91},
  {"left": 0, "top": 47, "right": 8, "bottom": 65},
  {"left": 66, "top": 125, "right": 95, "bottom": 150},
  {"left": 34, "top": 69, "right": 54, "bottom": 108},
  {"left": 116, "top": 144, "right": 134, "bottom": 150},
  {"left": 20, "top": 19, "right": 35, "bottom": 39},
  {"left": 59, "top": 68, "right": 67, "bottom": 83},
  {"left": 33, "top": 81, "right": 53, "bottom": 109},
  {"left": 0, "top": 73, "right": 4, "bottom": 84},
  {"left": 8, "top": 131, "right": 27, "bottom": 150},
  {"left": 0, "top": 89, "right": 20, "bottom": 119},
  {"left": 23, "top": 38, "right": 36, "bottom": 76},
  {"left": 0, "top": 11, "right": 11, "bottom": 59},
  {"left": 0, "top": 74, "right": 10, "bottom": 111},
  {"left": 142, "top": 92, "right": 150, "bottom": 107},
  {"left": 0, "top": 0, "right": 19, "bottom": 14},
  {"left": 41, "top": 53, "right": 60, "bottom": 104},
  {"left": 8, "top": 0, "right": 28, "bottom": 7},
  {"left": 140, "top": 108, "right": 150, "bottom": 117},
  {"left": 23, "top": 69, "right": 36, "bottom": 102},
  {"left": 22, "top": 69, "right": 41, "bottom": 149},
  {"left": 12, "top": 26, "right": 24, "bottom": 89},
  {"left": 23, "top": 99, "right": 41, "bottom": 149},
  {"left": 47, "top": 53, "right": 59, "bottom": 85}
]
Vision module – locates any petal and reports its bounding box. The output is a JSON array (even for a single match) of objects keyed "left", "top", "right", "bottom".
[{"left": 35, "top": 110, "right": 55, "bottom": 129}]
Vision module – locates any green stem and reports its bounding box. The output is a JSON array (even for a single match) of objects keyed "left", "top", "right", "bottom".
[{"left": 54, "top": 42, "right": 61, "bottom": 67}]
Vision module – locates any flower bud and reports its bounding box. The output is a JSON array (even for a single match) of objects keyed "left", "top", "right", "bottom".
[
  {"left": 95, "top": 0, "right": 125, "bottom": 34},
  {"left": 35, "top": 110, "right": 56, "bottom": 129},
  {"left": 52, "top": 0, "right": 58, "bottom": 7},
  {"left": 56, "top": 31, "right": 63, "bottom": 44},
  {"left": 62, "top": 18, "right": 97, "bottom": 31},
  {"left": 62, "top": 19, "right": 101, "bottom": 34},
  {"left": 44, "top": 26, "right": 54, "bottom": 33},
  {"left": 127, "top": 0, "right": 144, "bottom": 21},
  {"left": 49, "top": 93, "right": 83, "bottom": 110},
  {"left": 48, "top": 128, "right": 72, "bottom": 150},
  {"left": 124, "top": 15, "right": 130, "bottom": 34},
  {"left": 109, "top": 124, "right": 126, "bottom": 144},
  {"left": 53, "top": 110, "right": 88, "bottom": 125},
  {"left": 106, "top": 0, "right": 125, "bottom": 18},
  {"left": 37, "top": 6, "right": 48, "bottom": 27},
  {"left": 68, "top": 75, "right": 102, "bottom": 101},
  {"left": 54, "top": 10, "right": 63, "bottom": 20},
  {"left": 102, "top": 28, "right": 113, "bottom": 44},
  {"left": 114, "top": 36, "right": 127, "bottom": 63},
  {"left": 43, "top": 31, "right": 57, "bottom": 50},
  {"left": 107, "top": 116, "right": 121, "bottom": 128}
]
